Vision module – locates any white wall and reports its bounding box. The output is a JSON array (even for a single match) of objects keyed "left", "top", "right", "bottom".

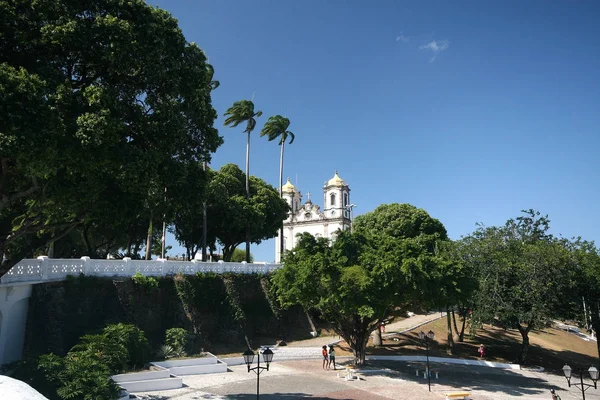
[{"left": 0, "top": 285, "right": 32, "bottom": 365}]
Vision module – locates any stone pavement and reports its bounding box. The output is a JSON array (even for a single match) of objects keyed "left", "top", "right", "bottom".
[
  {"left": 132, "top": 359, "right": 443, "bottom": 400},
  {"left": 132, "top": 358, "right": 600, "bottom": 400}
]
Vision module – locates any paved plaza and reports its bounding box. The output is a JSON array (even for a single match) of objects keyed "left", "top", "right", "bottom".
[{"left": 132, "top": 359, "right": 600, "bottom": 400}]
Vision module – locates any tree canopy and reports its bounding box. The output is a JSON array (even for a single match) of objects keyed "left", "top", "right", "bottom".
[
  {"left": 272, "top": 203, "right": 449, "bottom": 364},
  {"left": 0, "top": 0, "right": 222, "bottom": 274},
  {"left": 204, "top": 164, "right": 289, "bottom": 261},
  {"left": 461, "top": 210, "right": 572, "bottom": 363}
]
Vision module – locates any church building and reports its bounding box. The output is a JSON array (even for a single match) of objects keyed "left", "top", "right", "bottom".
[{"left": 275, "top": 171, "right": 353, "bottom": 262}]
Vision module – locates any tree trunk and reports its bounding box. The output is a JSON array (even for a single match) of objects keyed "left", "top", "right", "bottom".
[
  {"left": 591, "top": 302, "right": 600, "bottom": 365},
  {"left": 458, "top": 310, "right": 467, "bottom": 342},
  {"left": 305, "top": 309, "right": 317, "bottom": 333},
  {"left": 372, "top": 325, "right": 383, "bottom": 346},
  {"left": 278, "top": 140, "right": 285, "bottom": 259},
  {"left": 202, "top": 160, "right": 207, "bottom": 261},
  {"left": 222, "top": 245, "right": 235, "bottom": 262},
  {"left": 351, "top": 331, "right": 370, "bottom": 365},
  {"left": 245, "top": 131, "right": 251, "bottom": 263},
  {"left": 446, "top": 306, "right": 454, "bottom": 354},
  {"left": 517, "top": 324, "right": 531, "bottom": 365},
  {"left": 145, "top": 211, "right": 153, "bottom": 260}
]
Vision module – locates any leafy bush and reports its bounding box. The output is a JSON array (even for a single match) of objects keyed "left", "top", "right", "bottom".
[
  {"left": 69, "top": 333, "right": 129, "bottom": 374},
  {"left": 103, "top": 323, "right": 151, "bottom": 370},
  {"left": 156, "top": 344, "right": 186, "bottom": 360},
  {"left": 54, "top": 352, "right": 120, "bottom": 400},
  {"left": 165, "top": 328, "right": 189, "bottom": 354},
  {"left": 132, "top": 272, "right": 159, "bottom": 290},
  {"left": 157, "top": 344, "right": 176, "bottom": 360}
]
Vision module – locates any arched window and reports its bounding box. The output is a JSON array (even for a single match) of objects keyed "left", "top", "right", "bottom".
[
  {"left": 330, "top": 193, "right": 336, "bottom": 206},
  {"left": 343, "top": 193, "right": 348, "bottom": 207}
]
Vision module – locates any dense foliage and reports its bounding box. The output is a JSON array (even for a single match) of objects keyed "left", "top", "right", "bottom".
[
  {"left": 273, "top": 203, "right": 449, "bottom": 364},
  {"left": 204, "top": 164, "right": 289, "bottom": 261},
  {"left": 13, "top": 323, "right": 149, "bottom": 400},
  {"left": 0, "top": 0, "right": 222, "bottom": 274}
]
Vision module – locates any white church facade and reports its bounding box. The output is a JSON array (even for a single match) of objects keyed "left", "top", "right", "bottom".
[{"left": 275, "top": 171, "right": 353, "bottom": 262}]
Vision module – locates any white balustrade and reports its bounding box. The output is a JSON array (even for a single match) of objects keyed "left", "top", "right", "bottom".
[{"left": 1, "top": 257, "right": 281, "bottom": 284}]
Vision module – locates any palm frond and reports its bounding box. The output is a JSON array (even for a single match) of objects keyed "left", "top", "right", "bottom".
[{"left": 223, "top": 100, "right": 262, "bottom": 134}]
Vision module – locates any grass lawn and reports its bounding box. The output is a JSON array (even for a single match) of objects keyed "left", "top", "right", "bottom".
[{"left": 360, "top": 318, "right": 597, "bottom": 372}]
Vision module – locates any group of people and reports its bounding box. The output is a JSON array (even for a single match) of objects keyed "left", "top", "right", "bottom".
[{"left": 321, "top": 345, "right": 336, "bottom": 370}]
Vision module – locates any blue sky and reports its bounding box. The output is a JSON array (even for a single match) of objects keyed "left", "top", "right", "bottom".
[{"left": 151, "top": 0, "right": 600, "bottom": 262}]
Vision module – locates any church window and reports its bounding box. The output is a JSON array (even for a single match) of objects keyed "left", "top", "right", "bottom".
[
  {"left": 330, "top": 193, "right": 336, "bottom": 206},
  {"left": 344, "top": 193, "right": 348, "bottom": 206}
]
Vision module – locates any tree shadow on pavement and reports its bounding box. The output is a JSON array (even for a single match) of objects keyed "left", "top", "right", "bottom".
[
  {"left": 367, "top": 360, "right": 565, "bottom": 398},
  {"left": 220, "top": 394, "right": 353, "bottom": 399},
  {"left": 134, "top": 395, "right": 351, "bottom": 400}
]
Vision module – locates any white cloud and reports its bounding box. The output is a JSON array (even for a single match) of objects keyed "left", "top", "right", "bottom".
[
  {"left": 419, "top": 39, "right": 450, "bottom": 62},
  {"left": 395, "top": 34, "right": 410, "bottom": 43}
]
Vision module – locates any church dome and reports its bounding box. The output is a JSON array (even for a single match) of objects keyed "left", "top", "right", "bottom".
[
  {"left": 326, "top": 170, "right": 345, "bottom": 187},
  {"left": 282, "top": 178, "right": 296, "bottom": 193}
]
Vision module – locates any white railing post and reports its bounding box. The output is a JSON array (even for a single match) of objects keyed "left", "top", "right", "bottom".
[
  {"left": 80, "top": 256, "right": 90, "bottom": 276},
  {"left": 159, "top": 258, "right": 166, "bottom": 276},
  {"left": 218, "top": 260, "right": 224, "bottom": 273},
  {"left": 123, "top": 257, "right": 132, "bottom": 276},
  {"left": 37, "top": 256, "right": 49, "bottom": 280}
]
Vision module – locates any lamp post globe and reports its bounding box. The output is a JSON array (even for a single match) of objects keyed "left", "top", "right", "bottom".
[
  {"left": 563, "top": 365, "right": 572, "bottom": 380},
  {"left": 427, "top": 330, "right": 435, "bottom": 340},
  {"left": 243, "top": 349, "right": 255, "bottom": 369},
  {"left": 589, "top": 367, "right": 599, "bottom": 382},
  {"left": 262, "top": 347, "right": 274, "bottom": 368}
]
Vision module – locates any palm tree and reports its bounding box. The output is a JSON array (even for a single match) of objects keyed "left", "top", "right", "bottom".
[
  {"left": 201, "top": 63, "right": 219, "bottom": 262},
  {"left": 223, "top": 100, "right": 263, "bottom": 262},
  {"left": 260, "top": 115, "right": 295, "bottom": 259}
]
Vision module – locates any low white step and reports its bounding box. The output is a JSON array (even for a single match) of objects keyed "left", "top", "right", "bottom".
[{"left": 117, "top": 376, "right": 183, "bottom": 392}]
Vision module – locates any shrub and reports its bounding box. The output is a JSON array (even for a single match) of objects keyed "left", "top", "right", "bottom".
[
  {"left": 56, "top": 351, "right": 120, "bottom": 400},
  {"left": 132, "top": 272, "right": 159, "bottom": 291},
  {"left": 165, "top": 328, "right": 189, "bottom": 354},
  {"left": 103, "top": 323, "right": 151, "bottom": 370},
  {"left": 70, "top": 333, "right": 129, "bottom": 374}
]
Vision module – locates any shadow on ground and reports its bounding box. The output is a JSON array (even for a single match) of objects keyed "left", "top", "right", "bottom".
[
  {"left": 368, "top": 360, "right": 564, "bottom": 397},
  {"left": 136, "top": 394, "right": 351, "bottom": 400}
]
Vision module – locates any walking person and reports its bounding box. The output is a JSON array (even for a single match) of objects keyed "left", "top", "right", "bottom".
[
  {"left": 328, "top": 346, "right": 336, "bottom": 370},
  {"left": 478, "top": 344, "right": 485, "bottom": 359},
  {"left": 550, "top": 389, "right": 561, "bottom": 400},
  {"left": 322, "top": 345, "right": 329, "bottom": 369}
]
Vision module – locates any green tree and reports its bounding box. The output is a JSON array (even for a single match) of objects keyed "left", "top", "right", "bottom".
[
  {"left": 432, "top": 240, "right": 478, "bottom": 353},
  {"left": 206, "top": 164, "right": 288, "bottom": 261},
  {"left": 223, "top": 100, "right": 263, "bottom": 263},
  {"left": 0, "top": 0, "right": 222, "bottom": 275},
  {"left": 230, "top": 248, "right": 254, "bottom": 262},
  {"left": 568, "top": 239, "right": 600, "bottom": 363},
  {"left": 464, "top": 210, "right": 571, "bottom": 364},
  {"left": 260, "top": 115, "right": 295, "bottom": 257},
  {"left": 273, "top": 203, "right": 448, "bottom": 365}
]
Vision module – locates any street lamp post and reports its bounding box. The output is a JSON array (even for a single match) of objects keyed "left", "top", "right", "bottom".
[
  {"left": 562, "top": 364, "right": 599, "bottom": 400},
  {"left": 345, "top": 203, "right": 357, "bottom": 233},
  {"left": 243, "top": 347, "right": 274, "bottom": 400},
  {"left": 419, "top": 330, "right": 435, "bottom": 392}
]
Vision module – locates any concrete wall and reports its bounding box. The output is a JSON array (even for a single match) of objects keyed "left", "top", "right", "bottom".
[{"left": 0, "top": 285, "right": 32, "bottom": 364}]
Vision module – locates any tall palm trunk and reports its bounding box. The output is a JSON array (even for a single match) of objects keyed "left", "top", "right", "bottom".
[
  {"left": 202, "top": 160, "right": 207, "bottom": 261},
  {"left": 245, "top": 131, "right": 251, "bottom": 263},
  {"left": 145, "top": 211, "right": 153, "bottom": 260},
  {"left": 279, "top": 140, "right": 285, "bottom": 259}
]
